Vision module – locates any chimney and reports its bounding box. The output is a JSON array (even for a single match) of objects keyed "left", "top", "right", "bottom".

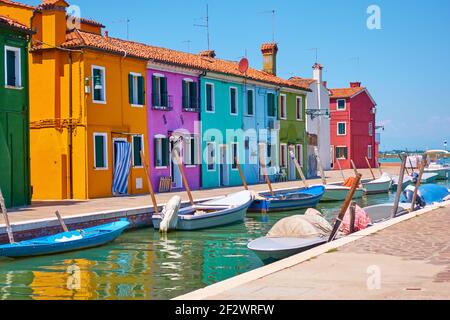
[
  {"left": 104, "top": 30, "right": 109, "bottom": 39},
  {"left": 261, "top": 43, "right": 278, "bottom": 75},
  {"left": 39, "top": 0, "right": 69, "bottom": 47},
  {"left": 312, "top": 63, "right": 323, "bottom": 83},
  {"left": 199, "top": 50, "right": 216, "bottom": 58},
  {"left": 322, "top": 81, "right": 327, "bottom": 88},
  {"left": 350, "top": 82, "right": 361, "bottom": 88}
]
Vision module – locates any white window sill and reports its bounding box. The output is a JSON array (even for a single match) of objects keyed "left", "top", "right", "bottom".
[
  {"left": 94, "top": 167, "right": 109, "bottom": 171},
  {"left": 133, "top": 166, "right": 144, "bottom": 169},
  {"left": 205, "top": 110, "right": 215, "bottom": 114},
  {"left": 93, "top": 100, "right": 107, "bottom": 104},
  {"left": 155, "top": 166, "right": 168, "bottom": 170},
  {"left": 185, "top": 165, "right": 197, "bottom": 168},
  {"left": 5, "top": 85, "right": 23, "bottom": 90},
  {"left": 131, "top": 104, "right": 144, "bottom": 108}
]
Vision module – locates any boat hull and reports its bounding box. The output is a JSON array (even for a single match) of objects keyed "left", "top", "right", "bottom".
[
  {"left": 0, "top": 220, "right": 130, "bottom": 258},
  {"left": 424, "top": 168, "right": 449, "bottom": 180},
  {"left": 420, "top": 173, "right": 439, "bottom": 184},
  {"left": 321, "top": 186, "right": 365, "bottom": 202},
  {"left": 362, "top": 180, "right": 392, "bottom": 195}
]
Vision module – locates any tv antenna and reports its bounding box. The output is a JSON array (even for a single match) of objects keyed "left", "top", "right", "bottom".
[
  {"left": 182, "top": 40, "right": 192, "bottom": 53},
  {"left": 112, "top": 18, "right": 131, "bottom": 40},
  {"left": 194, "top": 4, "right": 211, "bottom": 50},
  {"left": 309, "top": 48, "right": 319, "bottom": 63},
  {"left": 259, "top": 10, "right": 276, "bottom": 42}
]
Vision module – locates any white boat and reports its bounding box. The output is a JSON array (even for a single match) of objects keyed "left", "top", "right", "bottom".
[
  {"left": 363, "top": 203, "right": 410, "bottom": 223},
  {"left": 321, "top": 184, "right": 365, "bottom": 202},
  {"left": 152, "top": 190, "right": 254, "bottom": 231},
  {"left": 362, "top": 173, "right": 392, "bottom": 195},
  {"left": 390, "top": 175, "right": 414, "bottom": 191},
  {"left": 424, "top": 165, "right": 449, "bottom": 180},
  {"left": 418, "top": 172, "right": 439, "bottom": 184}
]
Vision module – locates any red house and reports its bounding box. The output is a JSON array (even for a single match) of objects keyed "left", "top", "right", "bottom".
[{"left": 330, "top": 82, "right": 378, "bottom": 170}]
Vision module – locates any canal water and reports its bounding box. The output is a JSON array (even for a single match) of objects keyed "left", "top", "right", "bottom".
[{"left": 1, "top": 180, "right": 449, "bottom": 300}]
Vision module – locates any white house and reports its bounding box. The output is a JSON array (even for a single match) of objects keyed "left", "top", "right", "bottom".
[{"left": 289, "top": 63, "right": 331, "bottom": 178}]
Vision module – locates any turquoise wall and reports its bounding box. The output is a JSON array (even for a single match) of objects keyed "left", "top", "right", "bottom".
[{"left": 200, "top": 76, "right": 244, "bottom": 189}]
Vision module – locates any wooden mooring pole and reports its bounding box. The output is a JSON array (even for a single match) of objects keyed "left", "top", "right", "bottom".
[
  {"left": 0, "top": 188, "right": 15, "bottom": 244},
  {"left": 392, "top": 153, "right": 407, "bottom": 219},
  {"left": 289, "top": 150, "right": 309, "bottom": 188},
  {"left": 141, "top": 151, "right": 159, "bottom": 216},
  {"left": 235, "top": 157, "right": 248, "bottom": 191},
  {"left": 336, "top": 158, "right": 346, "bottom": 181},
  {"left": 55, "top": 211, "right": 69, "bottom": 232},
  {"left": 314, "top": 147, "right": 327, "bottom": 185},
  {"left": 173, "top": 148, "right": 195, "bottom": 206},
  {"left": 410, "top": 155, "right": 427, "bottom": 212},
  {"left": 365, "top": 157, "right": 376, "bottom": 180}
]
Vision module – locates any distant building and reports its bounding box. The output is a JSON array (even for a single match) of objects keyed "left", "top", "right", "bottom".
[
  {"left": 0, "top": 15, "right": 32, "bottom": 208},
  {"left": 329, "top": 82, "right": 378, "bottom": 170}
]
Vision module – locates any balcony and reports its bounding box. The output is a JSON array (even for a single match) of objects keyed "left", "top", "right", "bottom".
[
  {"left": 182, "top": 96, "right": 200, "bottom": 112},
  {"left": 152, "top": 94, "right": 173, "bottom": 111}
]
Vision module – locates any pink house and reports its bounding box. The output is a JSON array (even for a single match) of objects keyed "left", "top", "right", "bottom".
[
  {"left": 147, "top": 64, "right": 202, "bottom": 192},
  {"left": 330, "top": 82, "right": 378, "bottom": 170}
]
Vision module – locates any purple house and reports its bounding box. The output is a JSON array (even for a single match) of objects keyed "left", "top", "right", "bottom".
[{"left": 147, "top": 64, "right": 201, "bottom": 192}]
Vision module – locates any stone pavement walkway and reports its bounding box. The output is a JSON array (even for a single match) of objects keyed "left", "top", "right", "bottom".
[
  {"left": 2, "top": 167, "right": 398, "bottom": 226},
  {"left": 192, "top": 204, "right": 450, "bottom": 300}
]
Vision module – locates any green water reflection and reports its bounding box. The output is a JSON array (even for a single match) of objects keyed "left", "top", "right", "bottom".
[{"left": 1, "top": 181, "right": 448, "bottom": 300}]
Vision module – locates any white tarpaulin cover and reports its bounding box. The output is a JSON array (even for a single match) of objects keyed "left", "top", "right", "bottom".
[{"left": 267, "top": 208, "right": 333, "bottom": 238}]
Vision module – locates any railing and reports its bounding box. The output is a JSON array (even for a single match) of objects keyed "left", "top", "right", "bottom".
[
  {"left": 152, "top": 94, "right": 173, "bottom": 111},
  {"left": 182, "top": 96, "right": 200, "bottom": 112}
]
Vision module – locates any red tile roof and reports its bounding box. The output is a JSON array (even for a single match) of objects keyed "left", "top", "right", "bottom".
[
  {"left": 0, "top": 14, "right": 32, "bottom": 32},
  {"left": 329, "top": 87, "right": 366, "bottom": 99},
  {"left": 0, "top": 0, "right": 35, "bottom": 9},
  {"left": 53, "top": 30, "right": 311, "bottom": 91},
  {"left": 288, "top": 76, "right": 316, "bottom": 88}
]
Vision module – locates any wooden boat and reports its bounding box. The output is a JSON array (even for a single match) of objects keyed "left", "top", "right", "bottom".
[
  {"left": 248, "top": 186, "right": 325, "bottom": 213},
  {"left": 321, "top": 184, "right": 365, "bottom": 202},
  {"left": 152, "top": 190, "right": 254, "bottom": 231},
  {"left": 362, "top": 173, "right": 392, "bottom": 195},
  {"left": 0, "top": 220, "right": 130, "bottom": 258}
]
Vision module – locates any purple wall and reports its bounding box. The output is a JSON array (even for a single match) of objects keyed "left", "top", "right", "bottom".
[{"left": 147, "top": 68, "right": 200, "bottom": 192}]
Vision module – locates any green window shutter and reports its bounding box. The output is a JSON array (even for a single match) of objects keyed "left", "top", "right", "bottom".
[
  {"left": 162, "top": 138, "right": 169, "bottom": 166},
  {"left": 161, "top": 77, "right": 168, "bottom": 107},
  {"left": 6, "top": 50, "right": 16, "bottom": 86},
  {"left": 128, "top": 74, "right": 134, "bottom": 104},
  {"left": 206, "top": 84, "right": 212, "bottom": 111},
  {"left": 93, "top": 68, "right": 102, "bottom": 101},
  {"left": 191, "top": 137, "right": 196, "bottom": 164},
  {"left": 152, "top": 76, "right": 157, "bottom": 106},
  {"left": 190, "top": 82, "right": 197, "bottom": 109},
  {"left": 95, "top": 135, "right": 105, "bottom": 168},
  {"left": 138, "top": 76, "right": 145, "bottom": 105},
  {"left": 154, "top": 138, "right": 158, "bottom": 166},
  {"left": 133, "top": 136, "right": 142, "bottom": 166},
  {"left": 267, "top": 94, "right": 274, "bottom": 117},
  {"left": 247, "top": 90, "right": 254, "bottom": 115},
  {"left": 182, "top": 80, "right": 187, "bottom": 108}
]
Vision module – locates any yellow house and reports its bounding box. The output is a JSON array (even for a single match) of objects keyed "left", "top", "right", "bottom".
[{"left": 0, "top": 0, "right": 149, "bottom": 200}]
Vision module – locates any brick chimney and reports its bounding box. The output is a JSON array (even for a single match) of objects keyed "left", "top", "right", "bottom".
[
  {"left": 261, "top": 43, "right": 278, "bottom": 75},
  {"left": 199, "top": 50, "right": 216, "bottom": 58},
  {"left": 350, "top": 82, "right": 362, "bottom": 88}
]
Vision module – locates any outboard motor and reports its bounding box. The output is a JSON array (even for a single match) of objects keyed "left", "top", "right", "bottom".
[
  {"left": 411, "top": 172, "right": 419, "bottom": 184},
  {"left": 403, "top": 185, "right": 426, "bottom": 209}
]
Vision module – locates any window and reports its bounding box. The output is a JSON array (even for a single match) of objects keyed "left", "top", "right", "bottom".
[
  {"left": 337, "top": 99, "right": 346, "bottom": 110},
  {"left": 129, "top": 73, "right": 145, "bottom": 106},
  {"left": 369, "top": 122, "right": 373, "bottom": 137},
  {"left": 182, "top": 79, "right": 198, "bottom": 110},
  {"left": 337, "top": 122, "right": 347, "bottom": 135},
  {"left": 230, "top": 87, "right": 238, "bottom": 115},
  {"left": 296, "top": 144, "right": 303, "bottom": 168},
  {"left": 296, "top": 96, "right": 303, "bottom": 120},
  {"left": 205, "top": 83, "right": 215, "bottom": 112},
  {"left": 266, "top": 143, "right": 275, "bottom": 167},
  {"left": 132, "top": 135, "right": 144, "bottom": 167},
  {"left": 152, "top": 74, "right": 169, "bottom": 108},
  {"left": 247, "top": 89, "right": 254, "bottom": 116},
  {"left": 280, "top": 144, "right": 287, "bottom": 168},
  {"left": 368, "top": 145, "right": 373, "bottom": 160},
  {"left": 92, "top": 66, "right": 106, "bottom": 103},
  {"left": 154, "top": 136, "right": 169, "bottom": 168},
  {"left": 231, "top": 143, "right": 238, "bottom": 170},
  {"left": 267, "top": 93, "right": 276, "bottom": 117},
  {"left": 279, "top": 94, "right": 287, "bottom": 119},
  {"left": 207, "top": 142, "right": 216, "bottom": 171},
  {"left": 336, "top": 146, "right": 348, "bottom": 160},
  {"left": 184, "top": 135, "right": 197, "bottom": 166},
  {"left": 5, "top": 46, "right": 21, "bottom": 88},
  {"left": 93, "top": 133, "right": 108, "bottom": 169}
]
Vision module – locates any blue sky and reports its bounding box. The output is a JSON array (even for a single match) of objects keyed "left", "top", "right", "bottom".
[{"left": 23, "top": 0, "right": 450, "bottom": 151}]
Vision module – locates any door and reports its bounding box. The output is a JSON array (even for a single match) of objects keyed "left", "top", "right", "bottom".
[
  {"left": 112, "top": 139, "right": 131, "bottom": 195},
  {"left": 170, "top": 138, "right": 183, "bottom": 189},
  {"left": 288, "top": 145, "right": 296, "bottom": 180},
  {"left": 219, "top": 145, "right": 229, "bottom": 186}
]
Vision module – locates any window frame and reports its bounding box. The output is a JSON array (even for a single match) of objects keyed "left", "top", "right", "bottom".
[
  {"left": 132, "top": 134, "right": 144, "bottom": 168},
  {"left": 229, "top": 86, "right": 238, "bottom": 116},
  {"left": 129, "top": 72, "right": 144, "bottom": 107},
  {"left": 336, "top": 99, "right": 346, "bottom": 111},
  {"left": 267, "top": 92, "right": 276, "bottom": 118},
  {"left": 337, "top": 122, "right": 347, "bottom": 136},
  {"left": 336, "top": 146, "right": 348, "bottom": 160},
  {"left": 296, "top": 144, "right": 303, "bottom": 168},
  {"left": 296, "top": 96, "right": 303, "bottom": 121},
  {"left": 92, "top": 65, "right": 106, "bottom": 104},
  {"left": 280, "top": 143, "right": 288, "bottom": 168},
  {"left": 205, "top": 82, "right": 215, "bottom": 113},
  {"left": 279, "top": 93, "right": 287, "bottom": 120},
  {"left": 246, "top": 88, "right": 255, "bottom": 116},
  {"left": 231, "top": 142, "right": 239, "bottom": 170},
  {"left": 369, "top": 122, "right": 373, "bottom": 137},
  {"left": 154, "top": 134, "right": 168, "bottom": 169},
  {"left": 93, "top": 132, "right": 108, "bottom": 170},
  {"left": 4, "top": 46, "right": 22, "bottom": 88},
  {"left": 206, "top": 142, "right": 216, "bottom": 172},
  {"left": 368, "top": 145, "right": 373, "bottom": 160},
  {"left": 184, "top": 135, "right": 197, "bottom": 167}
]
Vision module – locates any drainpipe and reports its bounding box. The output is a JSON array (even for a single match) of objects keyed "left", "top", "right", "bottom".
[
  {"left": 199, "top": 71, "right": 207, "bottom": 189},
  {"left": 69, "top": 52, "right": 74, "bottom": 199}
]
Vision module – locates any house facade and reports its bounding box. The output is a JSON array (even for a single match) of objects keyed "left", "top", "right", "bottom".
[
  {"left": 0, "top": 0, "right": 150, "bottom": 200},
  {"left": 0, "top": 15, "right": 32, "bottom": 208},
  {"left": 330, "top": 82, "right": 377, "bottom": 170},
  {"left": 146, "top": 64, "right": 201, "bottom": 192}
]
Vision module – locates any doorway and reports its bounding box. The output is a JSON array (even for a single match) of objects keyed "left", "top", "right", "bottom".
[
  {"left": 112, "top": 138, "right": 131, "bottom": 195},
  {"left": 170, "top": 137, "right": 183, "bottom": 189},
  {"left": 219, "top": 145, "right": 229, "bottom": 186},
  {"left": 288, "top": 145, "right": 297, "bottom": 180}
]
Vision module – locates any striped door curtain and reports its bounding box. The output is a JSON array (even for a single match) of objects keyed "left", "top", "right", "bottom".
[{"left": 113, "top": 141, "right": 132, "bottom": 195}]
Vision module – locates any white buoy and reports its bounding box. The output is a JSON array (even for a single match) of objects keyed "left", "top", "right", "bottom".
[{"left": 159, "top": 196, "right": 181, "bottom": 233}]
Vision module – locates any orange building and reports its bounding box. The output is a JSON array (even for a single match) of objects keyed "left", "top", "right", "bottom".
[{"left": 0, "top": 0, "right": 149, "bottom": 199}]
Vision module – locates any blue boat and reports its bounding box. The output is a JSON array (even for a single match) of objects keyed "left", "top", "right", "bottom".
[
  {"left": 403, "top": 184, "right": 450, "bottom": 207},
  {"left": 0, "top": 220, "right": 130, "bottom": 258},
  {"left": 249, "top": 186, "right": 326, "bottom": 213}
]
